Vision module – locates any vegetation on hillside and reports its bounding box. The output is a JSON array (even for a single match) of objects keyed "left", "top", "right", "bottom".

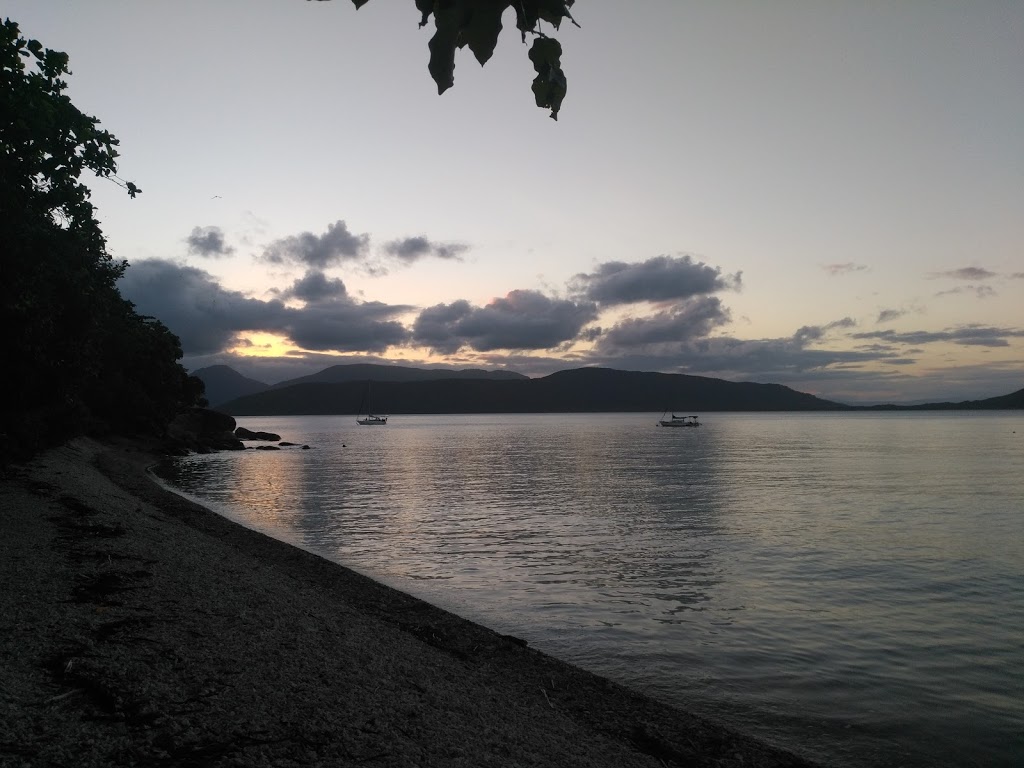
[{"left": 1, "top": 19, "right": 204, "bottom": 461}]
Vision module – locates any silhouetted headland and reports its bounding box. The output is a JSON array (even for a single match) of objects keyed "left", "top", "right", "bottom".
[{"left": 197, "top": 363, "right": 1023, "bottom": 415}]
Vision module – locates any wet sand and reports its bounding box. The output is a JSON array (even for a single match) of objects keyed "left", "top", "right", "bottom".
[{"left": 0, "top": 436, "right": 821, "bottom": 767}]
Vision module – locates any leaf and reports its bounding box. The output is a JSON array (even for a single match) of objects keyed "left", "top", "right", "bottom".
[
  {"left": 427, "top": 5, "right": 463, "bottom": 94},
  {"left": 461, "top": 2, "right": 505, "bottom": 66},
  {"left": 537, "top": 0, "right": 577, "bottom": 29},
  {"left": 528, "top": 37, "right": 566, "bottom": 120},
  {"left": 415, "top": 0, "right": 433, "bottom": 27},
  {"left": 328, "top": 0, "right": 577, "bottom": 117},
  {"left": 512, "top": 0, "right": 577, "bottom": 39}
]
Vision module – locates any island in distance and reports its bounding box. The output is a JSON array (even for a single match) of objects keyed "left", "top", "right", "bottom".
[{"left": 193, "top": 364, "right": 1023, "bottom": 416}]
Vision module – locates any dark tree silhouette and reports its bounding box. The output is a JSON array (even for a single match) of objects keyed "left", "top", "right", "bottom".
[
  {"left": 1, "top": 19, "right": 204, "bottom": 461},
  {"left": 317, "top": 0, "right": 578, "bottom": 119}
]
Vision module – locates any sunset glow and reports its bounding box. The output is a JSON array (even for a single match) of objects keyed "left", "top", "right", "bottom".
[{"left": 9, "top": 1, "right": 1022, "bottom": 404}]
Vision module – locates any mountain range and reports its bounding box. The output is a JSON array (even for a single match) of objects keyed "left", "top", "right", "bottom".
[{"left": 191, "top": 363, "right": 1024, "bottom": 415}]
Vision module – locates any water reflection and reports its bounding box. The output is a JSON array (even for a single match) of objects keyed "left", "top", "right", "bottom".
[
  {"left": 160, "top": 412, "right": 1024, "bottom": 768},
  {"left": 164, "top": 417, "right": 731, "bottom": 632}
]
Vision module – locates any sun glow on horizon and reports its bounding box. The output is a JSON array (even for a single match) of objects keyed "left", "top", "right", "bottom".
[{"left": 229, "top": 332, "right": 305, "bottom": 359}]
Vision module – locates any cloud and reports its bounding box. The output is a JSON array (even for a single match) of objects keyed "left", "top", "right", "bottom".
[
  {"left": 597, "top": 296, "right": 731, "bottom": 351},
  {"left": 579, "top": 315, "right": 875, "bottom": 385},
  {"left": 261, "top": 220, "right": 370, "bottom": 268},
  {"left": 877, "top": 308, "right": 906, "bottom": 323},
  {"left": 574, "top": 255, "right": 741, "bottom": 305},
  {"left": 185, "top": 226, "right": 234, "bottom": 258},
  {"left": 931, "top": 266, "right": 997, "bottom": 281},
  {"left": 382, "top": 236, "right": 468, "bottom": 263},
  {"left": 935, "top": 285, "right": 997, "bottom": 299},
  {"left": 118, "top": 259, "right": 287, "bottom": 355},
  {"left": 852, "top": 324, "right": 1024, "bottom": 348},
  {"left": 822, "top": 262, "right": 868, "bottom": 276},
  {"left": 118, "top": 259, "right": 411, "bottom": 356},
  {"left": 411, "top": 300, "right": 473, "bottom": 355},
  {"left": 583, "top": 335, "right": 892, "bottom": 382},
  {"left": 283, "top": 300, "right": 410, "bottom": 352},
  {"left": 791, "top": 317, "right": 856, "bottom": 344},
  {"left": 412, "top": 290, "right": 598, "bottom": 354},
  {"left": 277, "top": 270, "right": 349, "bottom": 303}
]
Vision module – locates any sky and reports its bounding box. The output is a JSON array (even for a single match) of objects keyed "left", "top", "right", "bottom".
[{"left": 8, "top": 0, "right": 1023, "bottom": 404}]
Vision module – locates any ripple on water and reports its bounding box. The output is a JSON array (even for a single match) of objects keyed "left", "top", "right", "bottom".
[{"left": 161, "top": 411, "right": 1024, "bottom": 768}]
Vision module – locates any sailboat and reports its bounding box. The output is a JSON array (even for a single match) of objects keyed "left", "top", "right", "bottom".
[
  {"left": 658, "top": 412, "right": 700, "bottom": 427},
  {"left": 356, "top": 381, "right": 388, "bottom": 425}
]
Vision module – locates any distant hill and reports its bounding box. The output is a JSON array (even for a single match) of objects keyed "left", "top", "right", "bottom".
[
  {"left": 192, "top": 365, "right": 269, "bottom": 408},
  {"left": 219, "top": 366, "right": 848, "bottom": 416},
  {"left": 273, "top": 363, "right": 528, "bottom": 388},
  {"left": 977, "top": 387, "right": 1024, "bottom": 409},
  {"left": 861, "top": 386, "right": 1024, "bottom": 411},
  {"left": 193, "top": 363, "right": 527, "bottom": 408}
]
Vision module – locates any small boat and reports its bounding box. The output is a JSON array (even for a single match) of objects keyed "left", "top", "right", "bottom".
[
  {"left": 658, "top": 413, "right": 700, "bottom": 427},
  {"left": 356, "top": 381, "right": 388, "bottom": 425}
]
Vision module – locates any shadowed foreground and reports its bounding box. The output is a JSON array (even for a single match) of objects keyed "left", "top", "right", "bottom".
[{"left": 1, "top": 438, "right": 822, "bottom": 767}]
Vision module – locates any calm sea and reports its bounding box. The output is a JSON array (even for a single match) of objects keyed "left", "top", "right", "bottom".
[{"left": 157, "top": 412, "right": 1024, "bottom": 767}]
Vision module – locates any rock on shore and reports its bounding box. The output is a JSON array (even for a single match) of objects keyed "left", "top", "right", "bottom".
[{"left": 0, "top": 437, "right": 822, "bottom": 767}]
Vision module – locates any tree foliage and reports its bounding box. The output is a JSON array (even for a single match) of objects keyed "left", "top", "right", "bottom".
[
  {"left": 1, "top": 19, "right": 203, "bottom": 461},
  {"left": 320, "top": 0, "right": 578, "bottom": 119}
]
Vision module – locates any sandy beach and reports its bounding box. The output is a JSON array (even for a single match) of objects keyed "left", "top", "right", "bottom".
[{"left": 1, "top": 437, "right": 820, "bottom": 767}]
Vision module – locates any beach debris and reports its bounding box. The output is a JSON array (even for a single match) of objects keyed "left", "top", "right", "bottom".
[{"left": 540, "top": 687, "right": 554, "bottom": 708}]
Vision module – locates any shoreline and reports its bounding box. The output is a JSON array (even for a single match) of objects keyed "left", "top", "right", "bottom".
[{"left": 1, "top": 436, "right": 821, "bottom": 767}]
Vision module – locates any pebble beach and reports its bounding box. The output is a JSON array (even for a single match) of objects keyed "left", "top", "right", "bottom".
[{"left": 0, "top": 437, "right": 820, "bottom": 767}]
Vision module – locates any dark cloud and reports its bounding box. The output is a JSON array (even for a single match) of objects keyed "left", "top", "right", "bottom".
[
  {"left": 931, "top": 267, "right": 997, "bottom": 281},
  {"left": 586, "top": 336, "right": 891, "bottom": 381},
  {"left": 382, "top": 236, "right": 468, "bottom": 263},
  {"left": 792, "top": 318, "right": 856, "bottom": 344},
  {"left": 261, "top": 220, "right": 370, "bottom": 268},
  {"left": 118, "top": 259, "right": 411, "bottom": 356},
  {"left": 118, "top": 259, "right": 287, "bottom": 355},
  {"left": 935, "top": 285, "right": 997, "bottom": 299},
  {"left": 220, "top": 321, "right": 981, "bottom": 404},
  {"left": 574, "top": 255, "right": 741, "bottom": 305},
  {"left": 412, "top": 290, "right": 598, "bottom": 354},
  {"left": 278, "top": 270, "right": 349, "bottom": 303},
  {"left": 411, "top": 300, "right": 474, "bottom": 355},
  {"left": 791, "top": 325, "right": 825, "bottom": 344},
  {"left": 597, "top": 296, "right": 731, "bottom": 350},
  {"left": 585, "top": 314, "right": 877, "bottom": 384},
  {"left": 877, "top": 308, "right": 906, "bottom": 323},
  {"left": 284, "top": 300, "right": 410, "bottom": 352},
  {"left": 852, "top": 325, "right": 1024, "bottom": 348},
  {"left": 683, "top": 335, "right": 885, "bottom": 374},
  {"left": 822, "top": 263, "right": 868, "bottom": 276},
  {"left": 185, "top": 226, "right": 234, "bottom": 258}
]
